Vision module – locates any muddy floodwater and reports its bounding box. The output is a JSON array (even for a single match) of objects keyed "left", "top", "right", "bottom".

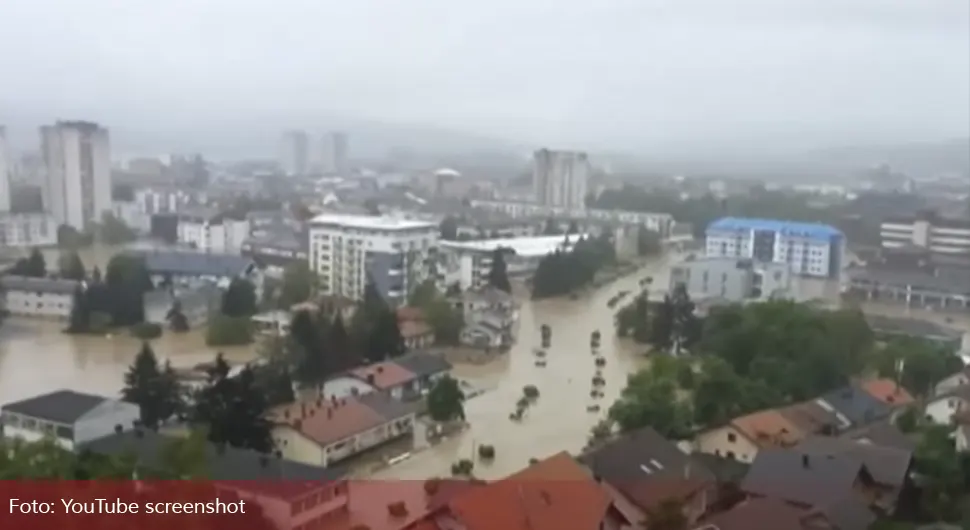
[{"left": 367, "top": 253, "right": 681, "bottom": 480}]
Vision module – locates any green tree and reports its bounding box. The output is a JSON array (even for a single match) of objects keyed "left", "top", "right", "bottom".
[
  {"left": 352, "top": 280, "right": 405, "bottom": 362},
  {"left": 278, "top": 261, "right": 314, "bottom": 308},
  {"left": 58, "top": 251, "right": 86, "bottom": 280},
  {"left": 487, "top": 248, "right": 512, "bottom": 293},
  {"left": 192, "top": 354, "right": 274, "bottom": 453},
  {"left": 542, "top": 217, "right": 560, "bottom": 235},
  {"left": 222, "top": 278, "right": 258, "bottom": 317},
  {"left": 872, "top": 338, "right": 963, "bottom": 397},
  {"left": 609, "top": 369, "right": 691, "bottom": 438},
  {"left": 100, "top": 211, "right": 137, "bottom": 244},
  {"left": 427, "top": 375, "right": 466, "bottom": 422},
  {"left": 254, "top": 337, "right": 296, "bottom": 407},
  {"left": 17, "top": 249, "right": 47, "bottom": 277},
  {"left": 103, "top": 254, "right": 153, "bottom": 325},
  {"left": 287, "top": 309, "right": 333, "bottom": 388},
  {"left": 409, "top": 279, "right": 438, "bottom": 307},
  {"left": 121, "top": 342, "right": 184, "bottom": 429},
  {"left": 439, "top": 216, "right": 459, "bottom": 240},
  {"left": 424, "top": 296, "right": 464, "bottom": 345},
  {"left": 66, "top": 285, "right": 91, "bottom": 333},
  {"left": 915, "top": 424, "right": 965, "bottom": 521},
  {"left": 637, "top": 226, "right": 661, "bottom": 256},
  {"left": 206, "top": 314, "right": 253, "bottom": 346}
]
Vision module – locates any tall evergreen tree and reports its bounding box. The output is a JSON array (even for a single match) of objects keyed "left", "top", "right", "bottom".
[
  {"left": 66, "top": 285, "right": 91, "bottom": 333},
  {"left": 121, "top": 342, "right": 183, "bottom": 428},
  {"left": 193, "top": 354, "right": 273, "bottom": 453},
  {"left": 58, "top": 251, "right": 86, "bottom": 280},
  {"left": 221, "top": 278, "right": 258, "bottom": 317},
  {"left": 25, "top": 249, "right": 46, "bottom": 277},
  {"left": 487, "top": 249, "right": 512, "bottom": 293}
]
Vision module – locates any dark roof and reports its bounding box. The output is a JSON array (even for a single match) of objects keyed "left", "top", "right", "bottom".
[
  {"left": 392, "top": 352, "right": 452, "bottom": 378},
  {"left": 693, "top": 497, "right": 810, "bottom": 530},
  {"left": 689, "top": 453, "right": 751, "bottom": 484},
  {"left": 741, "top": 449, "right": 875, "bottom": 524},
  {"left": 796, "top": 435, "right": 912, "bottom": 488},
  {"left": 80, "top": 429, "right": 345, "bottom": 496},
  {"left": 582, "top": 426, "right": 714, "bottom": 483},
  {"left": 2, "top": 390, "right": 113, "bottom": 424},
  {"left": 127, "top": 250, "right": 255, "bottom": 278},
  {"left": 818, "top": 384, "right": 894, "bottom": 428},
  {"left": 0, "top": 275, "right": 81, "bottom": 295},
  {"left": 820, "top": 496, "right": 878, "bottom": 530},
  {"left": 838, "top": 420, "right": 917, "bottom": 452},
  {"left": 355, "top": 390, "right": 421, "bottom": 420}
]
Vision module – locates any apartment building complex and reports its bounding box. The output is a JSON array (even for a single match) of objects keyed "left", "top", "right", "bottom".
[
  {"left": 176, "top": 207, "right": 250, "bottom": 254},
  {"left": 0, "top": 126, "right": 9, "bottom": 212},
  {"left": 309, "top": 214, "right": 437, "bottom": 306},
  {"left": 533, "top": 148, "right": 589, "bottom": 209},
  {"left": 881, "top": 213, "right": 970, "bottom": 256},
  {"left": 705, "top": 217, "right": 844, "bottom": 279},
  {"left": 41, "top": 121, "right": 112, "bottom": 230},
  {"left": 670, "top": 257, "right": 797, "bottom": 303}
]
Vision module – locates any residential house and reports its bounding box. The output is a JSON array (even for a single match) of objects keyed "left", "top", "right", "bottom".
[
  {"left": 270, "top": 392, "right": 419, "bottom": 468},
  {"left": 126, "top": 249, "right": 263, "bottom": 296},
  {"left": 691, "top": 497, "right": 838, "bottom": 530},
  {"left": 396, "top": 307, "right": 435, "bottom": 350},
  {"left": 858, "top": 379, "right": 915, "bottom": 409},
  {"left": 795, "top": 436, "right": 914, "bottom": 514},
  {"left": 924, "top": 385, "right": 970, "bottom": 425},
  {"left": 314, "top": 479, "right": 483, "bottom": 530},
  {"left": 442, "top": 451, "right": 623, "bottom": 530},
  {"left": 1, "top": 390, "right": 140, "bottom": 450},
  {"left": 740, "top": 449, "right": 877, "bottom": 530},
  {"left": 454, "top": 286, "right": 517, "bottom": 322},
  {"left": 838, "top": 421, "right": 917, "bottom": 452},
  {"left": 0, "top": 275, "right": 80, "bottom": 319},
  {"left": 142, "top": 283, "right": 221, "bottom": 328},
  {"left": 933, "top": 367, "right": 970, "bottom": 397},
  {"left": 346, "top": 353, "right": 451, "bottom": 401},
  {"left": 816, "top": 384, "right": 894, "bottom": 432},
  {"left": 581, "top": 426, "right": 717, "bottom": 526},
  {"left": 694, "top": 408, "right": 807, "bottom": 463},
  {"left": 81, "top": 428, "right": 349, "bottom": 530}
]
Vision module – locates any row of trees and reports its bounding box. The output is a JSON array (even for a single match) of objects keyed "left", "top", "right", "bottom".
[
  {"left": 206, "top": 278, "right": 258, "bottom": 346},
  {"left": 68, "top": 254, "right": 153, "bottom": 333},
  {"left": 615, "top": 284, "right": 699, "bottom": 353},
  {"left": 532, "top": 234, "right": 615, "bottom": 299}
]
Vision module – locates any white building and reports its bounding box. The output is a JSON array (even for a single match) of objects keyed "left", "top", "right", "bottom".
[
  {"left": 438, "top": 234, "right": 580, "bottom": 291},
  {"left": 533, "top": 149, "right": 590, "bottom": 209},
  {"left": 1, "top": 390, "right": 140, "bottom": 450},
  {"left": 704, "top": 217, "right": 845, "bottom": 279},
  {"left": 0, "top": 212, "right": 58, "bottom": 248},
  {"left": 0, "top": 125, "right": 10, "bottom": 212},
  {"left": 0, "top": 276, "right": 80, "bottom": 319},
  {"left": 134, "top": 186, "right": 195, "bottom": 216},
  {"left": 177, "top": 208, "right": 251, "bottom": 254},
  {"left": 308, "top": 213, "right": 438, "bottom": 306},
  {"left": 41, "top": 121, "right": 112, "bottom": 230},
  {"left": 280, "top": 130, "right": 309, "bottom": 177},
  {"left": 469, "top": 199, "right": 674, "bottom": 237},
  {"left": 881, "top": 214, "right": 970, "bottom": 255}
]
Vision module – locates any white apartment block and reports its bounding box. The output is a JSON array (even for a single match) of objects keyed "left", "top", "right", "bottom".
[
  {"left": 280, "top": 130, "right": 309, "bottom": 177},
  {"left": 177, "top": 208, "right": 251, "bottom": 254},
  {"left": 437, "top": 235, "right": 578, "bottom": 291},
  {"left": 469, "top": 199, "right": 674, "bottom": 237},
  {"left": 134, "top": 186, "right": 195, "bottom": 215},
  {"left": 309, "top": 214, "right": 438, "bottom": 306},
  {"left": 0, "top": 126, "right": 10, "bottom": 212},
  {"left": 0, "top": 212, "right": 58, "bottom": 248},
  {"left": 41, "top": 121, "right": 112, "bottom": 231},
  {"left": 705, "top": 217, "right": 845, "bottom": 279},
  {"left": 881, "top": 214, "right": 970, "bottom": 255},
  {"left": 533, "top": 149, "right": 589, "bottom": 209}
]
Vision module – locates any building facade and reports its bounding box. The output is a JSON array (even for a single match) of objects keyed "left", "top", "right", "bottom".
[
  {"left": 469, "top": 199, "right": 674, "bottom": 237},
  {"left": 1, "top": 390, "right": 140, "bottom": 450},
  {"left": 0, "top": 276, "right": 80, "bottom": 319},
  {"left": 669, "top": 257, "right": 796, "bottom": 302},
  {"left": 437, "top": 235, "right": 578, "bottom": 291},
  {"left": 533, "top": 149, "right": 589, "bottom": 209},
  {"left": 280, "top": 130, "right": 309, "bottom": 177},
  {"left": 322, "top": 132, "right": 349, "bottom": 175},
  {"left": 0, "top": 212, "right": 58, "bottom": 248},
  {"left": 309, "top": 214, "right": 437, "bottom": 306},
  {"left": 41, "top": 121, "right": 112, "bottom": 230},
  {"left": 881, "top": 213, "right": 970, "bottom": 255},
  {"left": 705, "top": 217, "right": 844, "bottom": 279},
  {"left": 176, "top": 208, "right": 250, "bottom": 254}
]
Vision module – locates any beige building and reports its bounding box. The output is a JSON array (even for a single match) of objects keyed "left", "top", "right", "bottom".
[
  {"left": 693, "top": 408, "right": 807, "bottom": 464},
  {"left": 270, "top": 392, "right": 417, "bottom": 468},
  {"left": 0, "top": 276, "right": 80, "bottom": 319}
]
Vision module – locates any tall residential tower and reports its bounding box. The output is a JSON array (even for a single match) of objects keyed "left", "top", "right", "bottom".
[
  {"left": 279, "top": 130, "right": 309, "bottom": 177},
  {"left": 532, "top": 149, "right": 589, "bottom": 209},
  {"left": 41, "top": 121, "right": 112, "bottom": 230}
]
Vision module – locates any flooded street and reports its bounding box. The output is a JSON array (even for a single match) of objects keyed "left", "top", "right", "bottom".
[{"left": 368, "top": 253, "right": 681, "bottom": 480}]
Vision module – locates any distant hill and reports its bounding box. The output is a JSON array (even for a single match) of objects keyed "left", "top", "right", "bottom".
[{"left": 804, "top": 138, "right": 970, "bottom": 177}]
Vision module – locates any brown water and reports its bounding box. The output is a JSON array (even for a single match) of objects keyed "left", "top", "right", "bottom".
[{"left": 367, "top": 253, "right": 681, "bottom": 480}]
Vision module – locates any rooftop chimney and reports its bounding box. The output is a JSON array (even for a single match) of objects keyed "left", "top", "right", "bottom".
[{"left": 802, "top": 454, "right": 809, "bottom": 469}]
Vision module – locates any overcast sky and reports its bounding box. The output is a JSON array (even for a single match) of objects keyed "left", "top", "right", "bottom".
[{"left": 0, "top": 0, "right": 967, "bottom": 155}]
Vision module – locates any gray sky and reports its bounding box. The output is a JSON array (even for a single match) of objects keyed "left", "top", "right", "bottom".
[{"left": 1, "top": 0, "right": 968, "bottom": 155}]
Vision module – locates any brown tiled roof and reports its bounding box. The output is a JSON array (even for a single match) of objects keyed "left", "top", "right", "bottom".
[
  {"left": 349, "top": 361, "right": 417, "bottom": 390},
  {"left": 400, "top": 320, "right": 434, "bottom": 339},
  {"left": 270, "top": 395, "right": 388, "bottom": 446},
  {"left": 859, "top": 379, "right": 914, "bottom": 407},
  {"left": 396, "top": 306, "right": 426, "bottom": 322},
  {"left": 448, "top": 452, "right": 611, "bottom": 530},
  {"left": 731, "top": 409, "right": 806, "bottom": 448},
  {"left": 779, "top": 401, "right": 840, "bottom": 435},
  {"left": 692, "top": 497, "right": 810, "bottom": 530}
]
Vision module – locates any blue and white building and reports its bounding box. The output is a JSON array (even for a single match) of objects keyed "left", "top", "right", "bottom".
[
  {"left": 704, "top": 217, "right": 844, "bottom": 279},
  {"left": 308, "top": 213, "right": 438, "bottom": 306}
]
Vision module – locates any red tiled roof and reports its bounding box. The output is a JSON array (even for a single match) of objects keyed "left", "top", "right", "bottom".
[
  {"left": 349, "top": 362, "right": 417, "bottom": 390},
  {"left": 859, "top": 379, "right": 914, "bottom": 407},
  {"left": 448, "top": 452, "right": 611, "bottom": 530},
  {"left": 396, "top": 306, "right": 426, "bottom": 322},
  {"left": 400, "top": 320, "right": 434, "bottom": 340}
]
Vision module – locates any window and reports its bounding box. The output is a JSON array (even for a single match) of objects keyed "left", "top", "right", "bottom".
[
  {"left": 726, "top": 451, "right": 736, "bottom": 460},
  {"left": 727, "top": 432, "right": 736, "bottom": 443}
]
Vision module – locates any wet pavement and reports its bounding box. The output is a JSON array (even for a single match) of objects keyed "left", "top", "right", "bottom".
[{"left": 367, "top": 253, "right": 681, "bottom": 480}]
